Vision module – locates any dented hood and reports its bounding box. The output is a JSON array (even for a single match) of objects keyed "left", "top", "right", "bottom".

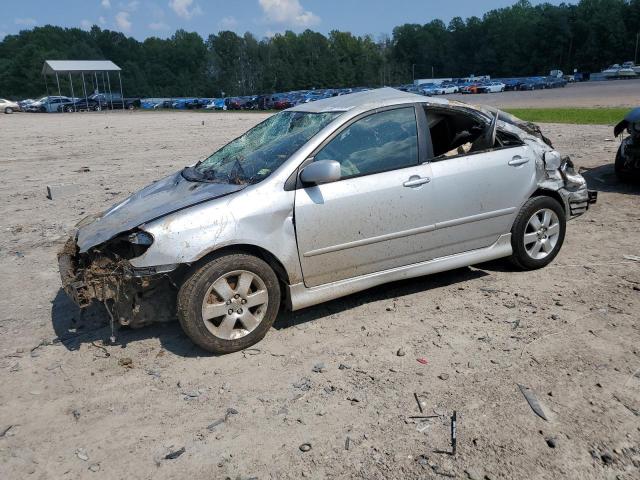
[{"left": 76, "top": 170, "right": 245, "bottom": 252}]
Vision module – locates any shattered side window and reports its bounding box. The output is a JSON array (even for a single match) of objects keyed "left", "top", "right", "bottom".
[{"left": 191, "top": 111, "right": 342, "bottom": 185}]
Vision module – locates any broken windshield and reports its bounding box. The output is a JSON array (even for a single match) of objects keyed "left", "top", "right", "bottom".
[{"left": 184, "top": 111, "right": 342, "bottom": 184}]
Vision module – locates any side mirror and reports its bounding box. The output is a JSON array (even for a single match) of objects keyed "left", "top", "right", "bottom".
[{"left": 300, "top": 160, "right": 341, "bottom": 185}]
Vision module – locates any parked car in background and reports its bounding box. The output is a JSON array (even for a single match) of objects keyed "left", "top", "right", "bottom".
[
  {"left": 204, "top": 98, "right": 227, "bottom": 110},
  {"left": 519, "top": 78, "right": 545, "bottom": 91},
  {"left": 58, "top": 88, "right": 596, "bottom": 354},
  {"left": 478, "top": 81, "right": 506, "bottom": 93},
  {"left": 24, "top": 96, "right": 74, "bottom": 112},
  {"left": 0, "top": 98, "right": 20, "bottom": 113}
]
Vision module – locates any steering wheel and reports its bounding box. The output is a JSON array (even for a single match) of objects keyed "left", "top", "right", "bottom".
[{"left": 470, "top": 112, "right": 498, "bottom": 152}]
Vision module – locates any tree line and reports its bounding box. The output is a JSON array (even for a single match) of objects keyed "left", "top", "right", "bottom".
[{"left": 0, "top": 0, "right": 639, "bottom": 99}]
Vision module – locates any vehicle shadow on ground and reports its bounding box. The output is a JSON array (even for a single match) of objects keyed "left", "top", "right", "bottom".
[
  {"left": 51, "top": 266, "right": 488, "bottom": 356},
  {"left": 580, "top": 163, "right": 640, "bottom": 195},
  {"left": 273, "top": 266, "right": 488, "bottom": 330},
  {"left": 50, "top": 289, "right": 208, "bottom": 357}
]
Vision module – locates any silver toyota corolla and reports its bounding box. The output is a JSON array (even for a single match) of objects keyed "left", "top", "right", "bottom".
[{"left": 59, "top": 88, "right": 596, "bottom": 353}]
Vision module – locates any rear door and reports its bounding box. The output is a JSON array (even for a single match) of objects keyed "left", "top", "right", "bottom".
[{"left": 294, "top": 105, "right": 438, "bottom": 287}]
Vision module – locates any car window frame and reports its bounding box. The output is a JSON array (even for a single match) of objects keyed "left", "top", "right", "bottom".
[
  {"left": 291, "top": 103, "right": 427, "bottom": 190},
  {"left": 422, "top": 105, "right": 525, "bottom": 162}
]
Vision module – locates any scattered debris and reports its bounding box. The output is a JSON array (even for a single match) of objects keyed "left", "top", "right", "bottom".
[
  {"left": 397, "top": 348, "right": 406, "bottom": 357},
  {"left": 0, "top": 425, "right": 15, "bottom": 437},
  {"left": 414, "top": 392, "right": 424, "bottom": 413},
  {"left": 207, "top": 418, "right": 225, "bottom": 431},
  {"left": 90, "top": 341, "right": 110, "bottom": 358},
  {"left": 344, "top": 436, "right": 350, "bottom": 451},
  {"left": 546, "top": 437, "right": 557, "bottom": 448},
  {"left": 76, "top": 448, "right": 89, "bottom": 461},
  {"left": 338, "top": 363, "right": 351, "bottom": 370},
  {"left": 312, "top": 362, "right": 326, "bottom": 373},
  {"left": 293, "top": 377, "right": 312, "bottom": 391},
  {"left": 164, "top": 447, "right": 185, "bottom": 460},
  {"left": 518, "top": 384, "right": 548, "bottom": 421},
  {"left": 417, "top": 358, "right": 428, "bottom": 365},
  {"left": 438, "top": 373, "right": 449, "bottom": 381},
  {"left": 88, "top": 463, "right": 100, "bottom": 472},
  {"left": 299, "top": 443, "right": 312, "bottom": 452},
  {"left": 242, "top": 348, "right": 261, "bottom": 357},
  {"left": 623, "top": 255, "right": 640, "bottom": 262},
  {"left": 72, "top": 409, "right": 81, "bottom": 421}
]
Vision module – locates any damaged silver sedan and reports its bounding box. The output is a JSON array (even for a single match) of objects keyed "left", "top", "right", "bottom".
[{"left": 58, "top": 88, "right": 596, "bottom": 353}]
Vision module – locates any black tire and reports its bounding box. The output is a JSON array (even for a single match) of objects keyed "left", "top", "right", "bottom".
[
  {"left": 4, "top": 107, "right": 13, "bottom": 114},
  {"left": 65, "top": 106, "right": 74, "bottom": 113},
  {"left": 509, "top": 196, "right": 566, "bottom": 270},
  {"left": 614, "top": 146, "right": 638, "bottom": 183},
  {"left": 177, "top": 252, "right": 281, "bottom": 354}
]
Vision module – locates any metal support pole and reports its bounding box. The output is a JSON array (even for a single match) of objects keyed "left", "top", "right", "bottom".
[
  {"left": 81, "top": 73, "right": 88, "bottom": 111},
  {"left": 44, "top": 74, "right": 50, "bottom": 97},
  {"left": 101, "top": 72, "right": 108, "bottom": 110},
  {"left": 635, "top": 32, "right": 639, "bottom": 65},
  {"left": 106, "top": 72, "right": 114, "bottom": 111},
  {"left": 55, "top": 73, "right": 62, "bottom": 113},
  {"left": 68, "top": 73, "right": 76, "bottom": 112},
  {"left": 118, "top": 71, "right": 125, "bottom": 110},
  {"left": 94, "top": 72, "right": 99, "bottom": 94}
]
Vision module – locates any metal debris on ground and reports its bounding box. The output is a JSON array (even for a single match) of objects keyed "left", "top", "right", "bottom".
[
  {"left": 345, "top": 436, "right": 350, "bottom": 451},
  {"left": 518, "top": 384, "right": 548, "bottom": 421},
  {"left": 164, "top": 447, "right": 185, "bottom": 460},
  {"left": 623, "top": 255, "right": 640, "bottom": 262},
  {"left": 90, "top": 341, "right": 110, "bottom": 358},
  {"left": 414, "top": 392, "right": 424, "bottom": 413},
  {"left": 299, "top": 443, "right": 312, "bottom": 452}
]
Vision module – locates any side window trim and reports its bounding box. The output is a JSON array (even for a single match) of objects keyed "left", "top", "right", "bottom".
[
  {"left": 295, "top": 104, "right": 421, "bottom": 189},
  {"left": 415, "top": 102, "right": 434, "bottom": 162}
]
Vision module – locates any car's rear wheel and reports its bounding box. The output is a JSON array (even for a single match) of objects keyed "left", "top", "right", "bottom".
[
  {"left": 94, "top": 105, "right": 102, "bottom": 111},
  {"left": 4, "top": 107, "right": 13, "bottom": 114},
  {"left": 177, "top": 252, "right": 281, "bottom": 354},
  {"left": 65, "top": 106, "right": 74, "bottom": 113},
  {"left": 509, "top": 196, "right": 566, "bottom": 270}
]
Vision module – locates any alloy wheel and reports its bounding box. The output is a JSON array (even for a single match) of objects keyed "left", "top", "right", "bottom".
[
  {"left": 523, "top": 208, "right": 560, "bottom": 260},
  {"left": 201, "top": 270, "right": 269, "bottom": 340}
]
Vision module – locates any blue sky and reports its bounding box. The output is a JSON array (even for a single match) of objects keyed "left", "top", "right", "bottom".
[{"left": 1, "top": 0, "right": 576, "bottom": 41}]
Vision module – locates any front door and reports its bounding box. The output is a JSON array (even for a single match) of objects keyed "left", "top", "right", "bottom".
[{"left": 294, "top": 106, "right": 439, "bottom": 287}]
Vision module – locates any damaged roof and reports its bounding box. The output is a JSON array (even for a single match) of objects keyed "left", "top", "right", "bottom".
[{"left": 289, "top": 87, "right": 448, "bottom": 113}]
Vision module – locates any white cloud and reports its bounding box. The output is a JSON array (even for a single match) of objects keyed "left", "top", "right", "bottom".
[
  {"left": 80, "top": 19, "right": 93, "bottom": 30},
  {"left": 99, "top": 16, "right": 107, "bottom": 25},
  {"left": 149, "top": 21, "right": 170, "bottom": 31},
  {"left": 115, "top": 11, "right": 132, "bottom": 32},
  {"left": 101, "top": 0, "right": 111, "bottom": 8},
  {"left": 123, "top": 1, "right": 139, "bottom": 11},
  {"left": 0, "top": 31, "right": 7, "bottom": 40},
  {"left": 168, "top": 0, "right": 202, "bottom": 20},
  {"left": 259, "top": 0, "right": 319, "bottom": 28},
  {"left": 218, "top": 16, "right": 238, "bottom": 30},
  {"left": 15, "top": 18, "right": 38, "bottom": 26}
]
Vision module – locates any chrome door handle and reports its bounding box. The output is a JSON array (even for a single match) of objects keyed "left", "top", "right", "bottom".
[
  {"left": 403, "top": 176, "right": 431, "bottom": 187},
  {"left": 508, "top": 155, "right": 529, "bottom": 166}
]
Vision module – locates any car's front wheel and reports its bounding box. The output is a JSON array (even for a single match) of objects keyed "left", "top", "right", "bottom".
[
  {"left": 4, "top": 107, "right": 13, "bottom": 114},
  {"left": 509, "top": 196, "right": 566, "bottom": 270},
  {"left": 177, "top": 252, "right": 281, "bottom": 354}
]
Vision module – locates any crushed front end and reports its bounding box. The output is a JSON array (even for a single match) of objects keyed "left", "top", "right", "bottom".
[{"left": 58, "top": 231, "right": 179, "bottom": 329}]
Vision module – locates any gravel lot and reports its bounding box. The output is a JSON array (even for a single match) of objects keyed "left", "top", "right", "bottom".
[{"left": 0, "top": 83, "right": 639, "bottom": 479}]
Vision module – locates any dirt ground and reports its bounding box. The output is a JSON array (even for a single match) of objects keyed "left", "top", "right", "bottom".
[{"left": 0, "top": 83, "right": 639, "bottom": 480}]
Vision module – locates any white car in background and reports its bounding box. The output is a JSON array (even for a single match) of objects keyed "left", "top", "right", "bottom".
[
  {"left": 0, "top": 98, "right": 20, "bottom": 114},
  {"left": 439, "top": 84, "right": 459, "bottom": 94},
  {"left": 481, "top": 82, "right": 506, "bottom": 93}
]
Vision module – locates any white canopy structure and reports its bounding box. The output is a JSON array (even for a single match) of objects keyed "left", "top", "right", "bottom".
[{"left": 41, "top": 60, "right": 125, "bottom": 111}]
